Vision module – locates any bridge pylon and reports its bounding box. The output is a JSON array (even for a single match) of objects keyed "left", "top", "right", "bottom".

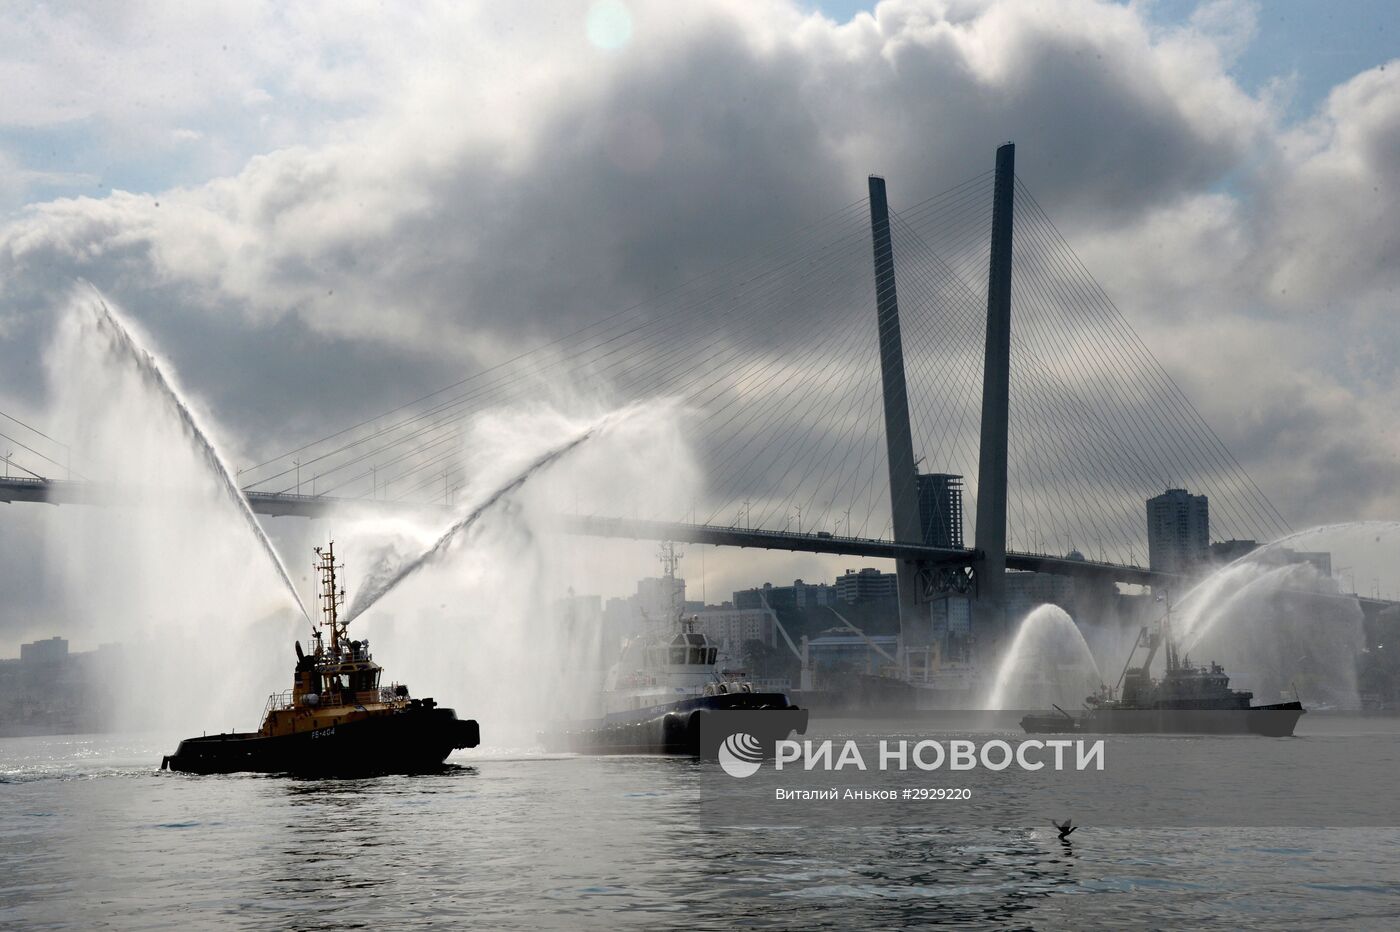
[
  {"left": 973, "top": 142, "right": 1016, "bottom": 647},
  {"left": 866, "top": 143, "right": 1016, "bottom": 668},
  {"left": 867, "top": 175, "right": 930, "bottom": 661}
]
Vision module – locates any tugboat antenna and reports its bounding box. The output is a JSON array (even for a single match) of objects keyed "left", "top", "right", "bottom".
[
  {"left": 313, "top": 542, "right": 347, "bottom": 655},
  {"left": 658, "top": 541, "right": 684, "bottom": 629}
]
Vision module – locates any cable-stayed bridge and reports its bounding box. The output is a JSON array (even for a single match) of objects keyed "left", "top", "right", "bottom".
[{"left": 2, "top": 143, "right": 1304, "bottom": 647}]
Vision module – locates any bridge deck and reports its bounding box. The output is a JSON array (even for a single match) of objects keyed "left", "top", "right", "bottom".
[{"left": 1, "top": 476, "right": 1168, "bottom": 586}]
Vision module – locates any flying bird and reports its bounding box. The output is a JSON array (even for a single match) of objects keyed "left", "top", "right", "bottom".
[{"left": 1053, "top": 818, "right": 1076, "bottom": 841}]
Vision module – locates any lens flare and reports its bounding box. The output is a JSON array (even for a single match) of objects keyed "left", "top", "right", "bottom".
[{"left": 586, "top": 0, "right": 633, "bottom": 51}]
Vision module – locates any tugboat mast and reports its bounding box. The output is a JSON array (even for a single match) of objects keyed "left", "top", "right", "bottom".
[
  {"left": 659, "top": 541, "right": 684, "bottom": 630},
  {"left": 313, "top": 543, "right": 347, "bottom": 656}
]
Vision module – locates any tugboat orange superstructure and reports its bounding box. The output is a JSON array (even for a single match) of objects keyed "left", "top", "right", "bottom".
[{"left": 161, "top": 542, "right": 479, "bottom": 775}]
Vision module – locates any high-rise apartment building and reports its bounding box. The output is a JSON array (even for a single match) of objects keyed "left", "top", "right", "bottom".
[{"left": 1146, "top": 488, "right": 1209, "bottom": 574}]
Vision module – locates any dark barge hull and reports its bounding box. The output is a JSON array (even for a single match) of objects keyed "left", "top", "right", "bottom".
[
  {"left": 541, "top": 692, "right": 808, "bottom": 756},
  {"left": 161, "top": 706, "right": 479, "bottom": 776},
  {"left": 1021, "top": 701, "right": 1306, "bottom": 737}
]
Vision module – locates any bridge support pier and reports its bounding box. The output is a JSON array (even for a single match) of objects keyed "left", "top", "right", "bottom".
[{"left": 974, "top": 142, "right": 1016, "bottom": 648}]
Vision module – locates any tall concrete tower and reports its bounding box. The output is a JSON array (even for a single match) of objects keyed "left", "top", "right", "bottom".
[
  {"left": 974, "top": 142, "right": 1016, "bottom": 643},
  {"left": 867, "top": 175, "right": 927, "bottom": 651}
]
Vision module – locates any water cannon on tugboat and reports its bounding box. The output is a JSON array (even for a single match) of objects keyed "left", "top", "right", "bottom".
[
  {"left": 1020, "top": 588, "right": 1307, "bottom": 737},
  {"left": 160, "top": 541, "right": 480, "bottom": 775}
]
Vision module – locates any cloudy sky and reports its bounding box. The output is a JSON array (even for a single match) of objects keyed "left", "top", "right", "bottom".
[{"left": 2, "top": 0, "right": 1399, "bottom": 643}]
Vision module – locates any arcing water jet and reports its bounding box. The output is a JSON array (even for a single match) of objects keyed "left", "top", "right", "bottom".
[
  {"left": 1166, "top": 527, "right": 1372, "bottom": 707},
  {"left": 328, "top": 397, "right": 698, "bottom": 743},
  {"left": 85, "top": 295, "right": 308, "bottom": 622},
  {"left": 1173, "top": 559, "right": 1313, "bottom": 652},
  {"left": 987, "top": 604, "right": 1102, "bottom": 711},
  {"left": 343, "top": 424, "right": 599, "bottom": 624}
]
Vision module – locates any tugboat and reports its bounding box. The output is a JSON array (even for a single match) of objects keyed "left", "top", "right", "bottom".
[
  {"left": 540, "top": 544, "right": 808, "bottom": 755},
  {"left": 1021, "top": 599, "right": 1305, "bottom": 737},
  {"left": 161, "top": 543, "right": 479, "bottom": 775}
]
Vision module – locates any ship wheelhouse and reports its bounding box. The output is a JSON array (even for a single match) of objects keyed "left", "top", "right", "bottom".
[
  {"left": 320, "top": 639, "right": 385, "bottom": 704},
  {"left": 263, "top": 543, "right": 413, "bottom": 735},
  {"left": 669, "top": 631, "right": 717, "bottom": 667},
  {"left": 627, "top": 629, "right": 719, "bottom": 671}
]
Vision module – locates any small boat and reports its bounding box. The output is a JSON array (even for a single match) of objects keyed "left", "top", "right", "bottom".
[
  {"left": 1021, "top": 599, "right": 1305, "bottom": 737},
  {"left": 161, "top": 542, "right": 479, "bottom": 775},
  {"left": 1019, "top": 704, "right": 1081, "bottom": 734}
]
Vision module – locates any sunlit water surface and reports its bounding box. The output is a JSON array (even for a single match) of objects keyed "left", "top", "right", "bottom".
[{"left": 3, "top": 718, "right": 1399, "bottom": 930}]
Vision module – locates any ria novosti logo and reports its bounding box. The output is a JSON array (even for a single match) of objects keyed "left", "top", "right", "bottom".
[
  {"left": 716, "top": 734, "right": 1106, "bottom": 779},
  {"left": 718, "top": 732, "right": 765, "bottom": 778}
]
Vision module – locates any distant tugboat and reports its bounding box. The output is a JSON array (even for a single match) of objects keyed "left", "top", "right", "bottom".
[
  {"left": 162, "top": 543, "right": 479, "bottom": 775},
  {"left": 1021, "top": 600, "right": 1305, "bottom": 737},
  {"left": 540, "top": 544, "right": 808, "bottom": 755}
]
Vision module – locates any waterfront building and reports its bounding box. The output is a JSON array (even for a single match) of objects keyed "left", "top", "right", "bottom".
[
  {"left": 689, "top": 606, "right": 776, "bottom": 659},
  {"left": 1146, "top": 488, "right": 1210, "bottom": 575},
  {"left": 20, "top": 635, "right": 68, "bottom": 664},
  {"left": 916, "top": 472, "right": 964, "bottom": 548},
  {"left": 636, "top": 574, "right": 686, "bottom": 621},
  {"left": 1, "top": 638, "right": 120, "bottom": 736},
  {"left": 732, "top": 579, "right": 832, "bottom": 612},
  {"left": 834, "top": 567, "right": 898, "bottom": 604},
  {"left": 804, "top": 631, "right": 900, "bottom": 681}
]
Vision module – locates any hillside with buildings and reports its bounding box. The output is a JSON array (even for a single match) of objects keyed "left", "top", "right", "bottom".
[{"left": 0, "top": 636, "right": 120, "bottom": 737}]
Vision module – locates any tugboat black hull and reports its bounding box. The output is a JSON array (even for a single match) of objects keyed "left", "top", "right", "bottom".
[
  {"left": 1021, "top": 701, "right": 1306, "bottom": 737},
  {"left": 161, "top": 706, "right": 480, "bottom": 776},
  {"left": 542, "top": 692, "right": 808, "bottom": 756}
]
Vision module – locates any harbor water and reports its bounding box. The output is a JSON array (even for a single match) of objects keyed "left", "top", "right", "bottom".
[{"left": 4, "top": 716, "right": 1399, "bottom": 930}]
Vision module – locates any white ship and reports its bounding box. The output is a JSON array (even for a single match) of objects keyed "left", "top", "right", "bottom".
[{"left": 540, "top": 545, "right": 808, "bottom": 755}]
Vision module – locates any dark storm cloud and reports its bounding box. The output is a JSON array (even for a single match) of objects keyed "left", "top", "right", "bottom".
[
  {"left": 0, "top": 3, "right": 1265, "bottom": 386},
  {"left": 813, "top": 1, "right": 1262, "bottom": 226}
]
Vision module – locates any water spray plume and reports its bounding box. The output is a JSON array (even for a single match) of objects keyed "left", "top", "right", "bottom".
[
  {"left": 342, "top": 417, "right": 610, "bottom": 624},
  {"left": 1167, "top": 520, "right": 1398, "bottom": 653},
  {"left": 1154, "top": 522, "right": 1382, "bottom": 707},
  {"left": 1173, "top": 561, "right": 1310, "bottom": 652},
  {"left": 987, "top": 604, "right": 1102, "bottom": 711},
  {"left": 85, "top": 295, "right": 309, "bottom": 622},
  {"left": 1260, "top": 520, "right": 1400, "bottom": 553}
]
